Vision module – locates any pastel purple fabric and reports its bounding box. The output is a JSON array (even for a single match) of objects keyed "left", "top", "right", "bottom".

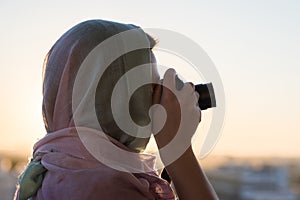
[
  {"left": 15, "top": 20, "right": 175, "bottom": 199},
  {"left": 30, "top": 127, "right": 174, "bottom": 200}
]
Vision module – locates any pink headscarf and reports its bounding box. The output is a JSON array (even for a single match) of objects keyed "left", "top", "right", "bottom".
[{"left": 15, "top": 20, "right": 175, "bottom": 200}]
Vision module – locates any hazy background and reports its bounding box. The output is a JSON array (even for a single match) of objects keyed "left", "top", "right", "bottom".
[{"left": 0, "top": 0, "right": 299, "bottom": 159}]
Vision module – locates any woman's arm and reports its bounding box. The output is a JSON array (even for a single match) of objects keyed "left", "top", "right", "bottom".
[
  {"left": 152, "top": 68, "right": 218, "bottom": 200},
  {"left": 163, "top": 147, "right": 218, "bottom": 199}
]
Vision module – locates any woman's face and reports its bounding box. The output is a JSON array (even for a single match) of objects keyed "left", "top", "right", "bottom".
[
  {"left": 94, "top": 49, "right": 160, "bottom": 152},
  {"left": 129, "top": 51, "right": 159, "bottom": 126},
  {"left": 125, "top": 51, "right": 160, "bottom": 151}
]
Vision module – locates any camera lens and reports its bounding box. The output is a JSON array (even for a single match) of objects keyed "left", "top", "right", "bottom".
[{"left": 195, "top": 83, "right": 216, "bottom": 110}]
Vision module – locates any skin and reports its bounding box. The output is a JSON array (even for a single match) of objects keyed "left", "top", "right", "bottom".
[{"left": 151, "top": 53, "right": 218, "bottom": 199}]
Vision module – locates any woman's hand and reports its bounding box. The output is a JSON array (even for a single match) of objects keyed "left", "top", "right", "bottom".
[
  {"left": 152, "top": 68, "right": 200, "bottom": 150},
  {"left": 152, "top": 68, "right": 218, "bottom": 200}
]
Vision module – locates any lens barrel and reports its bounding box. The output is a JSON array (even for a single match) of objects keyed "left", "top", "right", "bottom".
[{"left": 195, "top": 83, "right": 216, "bottom": 110}]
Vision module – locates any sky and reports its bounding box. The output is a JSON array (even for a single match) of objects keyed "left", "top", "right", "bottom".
[{"left": 0, "top": 0, "right": 299, "bottom": 158}]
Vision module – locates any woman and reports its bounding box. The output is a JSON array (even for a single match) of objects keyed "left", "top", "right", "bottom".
[{"left": 15, "top": 20, "right": 217, "bottom": 200}]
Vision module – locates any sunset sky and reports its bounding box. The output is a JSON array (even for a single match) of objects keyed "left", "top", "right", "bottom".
[{"left": 0, "top": 0, "right": 299, "bottom": 158}]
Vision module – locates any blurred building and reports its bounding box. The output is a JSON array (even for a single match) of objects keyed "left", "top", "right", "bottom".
[
  {"left": 207, "top": 164, "right": 297, "bottom": 200},
  {"left": 0, "top": 157, "right": 18, "bottom": 200}
]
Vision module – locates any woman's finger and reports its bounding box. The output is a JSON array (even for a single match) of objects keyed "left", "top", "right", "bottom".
[
  {"left": 162, "top": 68, "right": 176, "bottom": 90},
  {"left": 188, "top": 82, "right": 195, "bottom": 90},
  {"left": 193, "top": 91, "right": 200, "bottom": 105},
  {"left": 197, "top": 107, "right": 202, "bottom": 122}
]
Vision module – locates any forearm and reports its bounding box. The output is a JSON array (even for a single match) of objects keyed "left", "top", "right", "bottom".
[{"left": 163, "top": 147, "right": 218, "bottom": 200}]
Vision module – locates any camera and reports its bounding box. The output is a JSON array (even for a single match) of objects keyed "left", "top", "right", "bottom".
[
  {"left": 195, "top": 83, "right": 216, "bottom": 110},
  {"left": 175, "top": 75, "right": 216, "bottom": 110}
]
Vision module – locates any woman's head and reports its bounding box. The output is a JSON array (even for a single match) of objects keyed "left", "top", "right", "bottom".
[{"left": 42, "top": 20, "right": 158, "bottom": 152}]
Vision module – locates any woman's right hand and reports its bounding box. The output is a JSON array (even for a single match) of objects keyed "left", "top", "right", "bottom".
[{"left": 152, "top": 68, "right": 201, "bottom": 152}]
